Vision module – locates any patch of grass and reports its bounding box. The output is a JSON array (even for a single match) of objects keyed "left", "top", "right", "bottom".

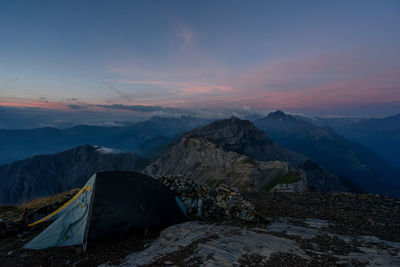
[
  {"left": 263, "top": 172, "right": 300, "bottom": 192},
  {"left": 18, "top": 188, "right": 79, "bottom": 210},
  {"left": 238, "top": 157, "right": 254, "bottom": 165},
  {"left": 0, "top": 189, "right": 80, "bottom": 222},
  {"left": 0, "top": 205, "right": 22, "bottom": 222}
]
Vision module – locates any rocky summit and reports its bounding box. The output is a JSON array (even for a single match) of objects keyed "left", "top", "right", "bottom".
[
  {"left": 1, "top": 177, "right": 399, "bottom": 266},
  {"left": 145, "top": 137, "right": 307, "bottom": 192}
]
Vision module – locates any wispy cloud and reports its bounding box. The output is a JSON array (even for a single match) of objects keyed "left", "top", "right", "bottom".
[
  {"left": 68, "top": 104, "right": 86, "bottom": 110},
  {"left": 3, "top": 77, "right": 19, "bottom": 86},
  {"left": 0, "top": 97, "right": 67, "bottom": 110},
  {"left": 101, "top": 81, "right": 136, "bottom": 103},
  {"left": 107, "top": 50, "right": 400, "bottom": 110},
  {"left": 173, "top": 19, "right": 195, "bottom": 51},
  {"left": 115, "top": 80, "right": 233, "bottom": 95},
  {"left": 221, "top": 66, "right": 400, "bottom": 110}
]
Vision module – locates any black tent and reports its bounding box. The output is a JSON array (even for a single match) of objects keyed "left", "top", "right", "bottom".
[{"left": 24, "top": 171, "right": 187, "bottom": 250}]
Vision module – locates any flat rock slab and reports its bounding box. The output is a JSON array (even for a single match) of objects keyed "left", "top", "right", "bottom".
[
  {"left": 114, "top": 219, "right": 400, "bottom": 267},
  {"left": 119, "top": 221, "right": 308, "bottom": 266}
]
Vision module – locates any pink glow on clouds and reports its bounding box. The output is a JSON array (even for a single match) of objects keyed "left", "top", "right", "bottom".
[
  {"left": 223, "top": 68, "right": 400, "bottom": 109},
  {"left": 170, "top": 18, "right": 196, "bottom": 52},
  {"left": 0, "top": 98, "right": 69, "bottom": 110},
  {"left": 3, "top": 51, "right": 400, "bottom": 111},
  {"left": 103, "top": 51, "right": 400, "bottom": 110},
  {"left": 176, "top": 23, "right": 194, "bottom": 50},
  {"left": 115, "top": 80, "right": 233, "bottom": 95}
]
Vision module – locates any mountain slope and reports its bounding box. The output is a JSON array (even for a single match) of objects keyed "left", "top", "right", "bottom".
[
  {"left": 148, "top": 117, "right": 361, "bottom": 193},
  {"left": 144, "top": 137, "right": 306, "bottom": 192},
  {"left": 0, "top": 145, "right": 149, "bottom": 205},
  {"left": 0, "top": 116, "right": 209, "bottom": 165},
  {"left": 309, "top": 114, "right": 400, "bottom": 168},
  {"left": 255, "top": 111, "right": 400, "bottom": 196}
]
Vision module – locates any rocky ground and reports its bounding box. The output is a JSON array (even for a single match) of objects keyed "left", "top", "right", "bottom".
[
  {"left": 1, "top": 178, "right": 400, "bottom": 266},
  {"left": 118, "top": 219, "right": 400, "bottom": 266},
  {"left": 116, "top": 189, "right": 400, "bottom": 266}
]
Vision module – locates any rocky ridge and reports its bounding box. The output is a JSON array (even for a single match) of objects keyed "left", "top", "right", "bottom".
[{"left": 145, "top": 137, "right": 306, "bottom": 192}]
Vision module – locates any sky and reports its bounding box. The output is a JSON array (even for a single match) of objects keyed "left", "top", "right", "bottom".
[{"left": 0, "top": 0, "right": 399, "bottom": 118}]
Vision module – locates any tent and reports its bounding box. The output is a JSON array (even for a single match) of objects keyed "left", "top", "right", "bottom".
[{"left": 24, "top": 171, "right": 187, "bottom": 250}]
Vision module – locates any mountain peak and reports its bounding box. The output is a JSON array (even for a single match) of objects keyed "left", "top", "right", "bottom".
[
  {"left": 392, "top": 113, "right": 400, "bottom": 119},
  {"left": 155, "top": 117, "right": 361, "bottom": 194},
  {"left": 266, "top": 110, "right": 290, "bottom": 120},
  {"left": 184, "top": 117, "right": 264, "bottom": 141},
  {"left": 182, "top": 117, "right": 275, "bottom": 157}
]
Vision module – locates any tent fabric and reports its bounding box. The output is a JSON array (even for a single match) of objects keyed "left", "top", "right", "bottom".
[
  {"left": 28, "top": 183, "right": 93, "bottom": 227},
  {"left": 24, "top": 171, "right": 187, "bottom": 250},
  {"left": 87, "top": 171, "right": 187, "bottom": 240},
  {"left": 175, "top": 196, "right": 187, "bottom": 216},
  {"left": 23, "top": 175, "right": 96, "bottom": 250}
]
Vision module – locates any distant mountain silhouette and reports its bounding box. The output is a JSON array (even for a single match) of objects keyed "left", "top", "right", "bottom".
[
  {"left": 0, "top": 116, "right": 210, "bottom": 165},
  {"left": 308, "top": 114, "right": 400, "bottom": 169},
  {"left": 0, "top": 145, "right": 149, "bottom": 205}
]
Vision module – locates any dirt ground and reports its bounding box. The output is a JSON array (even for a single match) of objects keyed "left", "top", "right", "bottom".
[{"left": 0, "top": 219, "right": 160, "bottom": 267}]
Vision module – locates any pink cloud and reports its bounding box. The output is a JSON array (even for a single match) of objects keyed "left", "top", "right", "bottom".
[
  {"left": 225, "top": 67, "right": 400, "bottom": 109},
  {"left": 177, "top": 26, "right": 193, "bottom": 49},
  {"left": 0, "top": 97, "right": 70, "bottom": 110},
  {"left": 218, "top": 53, "right": 400, "bottom": 109},
  {"left": 106, "top": 50, "right": 400, "bottom": 110},
  {"left": 115, "top": 79, "right": 233, "bottom": 95},
  {"left": 171, "top": 19, "right": 195, "bottom": 51}
]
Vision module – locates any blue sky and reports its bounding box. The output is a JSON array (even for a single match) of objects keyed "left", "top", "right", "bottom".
[{"left": 0, "top": 0, "right": 399, "bottom": 116}]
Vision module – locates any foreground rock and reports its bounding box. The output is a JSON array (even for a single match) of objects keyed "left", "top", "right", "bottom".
[
  {"left": 157, "top": 175, "right": 258, "bottom": 222},
  {"left": 119, "top": 221, "right": 308, "bottom": 266},
  {"left": 119, "top": 220, "right": 400, "bottom": 266}
]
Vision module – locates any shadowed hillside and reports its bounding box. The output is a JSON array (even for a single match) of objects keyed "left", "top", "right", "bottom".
[
  {"left": 255, "top": 111, "right": 400, "bottom": 196},
  {"left": 0, "top": 145, "right": 149, "bottom": 205}
]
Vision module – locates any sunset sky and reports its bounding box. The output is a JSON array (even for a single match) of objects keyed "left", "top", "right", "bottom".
[{"left": 1, "top": 0, "right": 399, "bottom": 116}]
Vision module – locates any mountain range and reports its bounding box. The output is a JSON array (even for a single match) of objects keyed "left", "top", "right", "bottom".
[
  {"left": 0, "top": 116, "right": 209, "bottom": 165},
  {"left": 1, "top": 112, "right": 399, "bottom": 205},
  {"left": 0, "top": 117, "right": 363, "bottom": 205},
  {"left": 254, "top": 111, "right": 400, "bottom": 196}
]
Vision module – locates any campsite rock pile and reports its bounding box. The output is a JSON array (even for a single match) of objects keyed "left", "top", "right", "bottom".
[{"left": 157, "top": 175, "right": 257, "bottom": 222}]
